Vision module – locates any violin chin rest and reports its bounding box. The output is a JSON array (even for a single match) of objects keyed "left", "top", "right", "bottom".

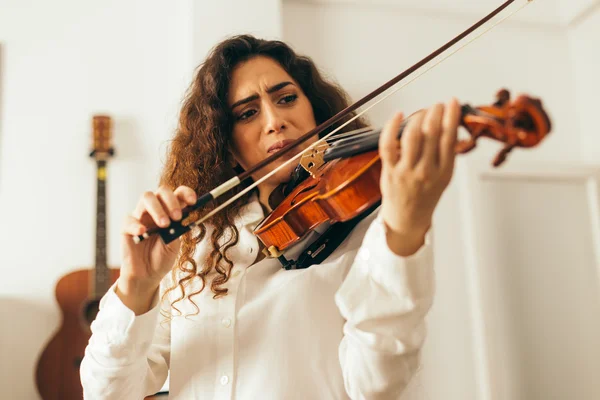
[
  {"left": 268, "top": 164, "right": 310, "bottom": 209},
  {"left": 268, "top": 184, "right": 286, "bottom": 210}
]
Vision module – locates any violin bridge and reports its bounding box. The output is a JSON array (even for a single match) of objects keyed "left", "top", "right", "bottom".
[{"left": 299, "top": 142, "right": 329, "bottom": 177}]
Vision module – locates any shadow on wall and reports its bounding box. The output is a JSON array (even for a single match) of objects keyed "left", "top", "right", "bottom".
[{"left": 0, "top": 297, "right": 61, "bottom": 400}]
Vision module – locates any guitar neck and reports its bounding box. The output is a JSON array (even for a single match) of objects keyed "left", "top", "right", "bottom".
[{"left": 94, "top": 159, "right": 110, "bottom": 297}]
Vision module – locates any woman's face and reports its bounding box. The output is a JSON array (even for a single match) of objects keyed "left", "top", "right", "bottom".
[{"left": 228, "top": 56, "right": 318, "bottom": 199}]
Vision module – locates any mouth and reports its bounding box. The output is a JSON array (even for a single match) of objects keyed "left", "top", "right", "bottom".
[{"left": 268, "top": 139, "right": 295, "bottom": 154}]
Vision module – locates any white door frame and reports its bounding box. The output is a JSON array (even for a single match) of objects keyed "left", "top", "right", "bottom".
[{"left": 455, "top": 158, "right": 600, "bottom": 400}]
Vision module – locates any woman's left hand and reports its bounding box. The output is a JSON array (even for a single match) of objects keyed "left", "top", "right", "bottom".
[{"left": 378, "top": 98, "right": 461, "bottom": 256}]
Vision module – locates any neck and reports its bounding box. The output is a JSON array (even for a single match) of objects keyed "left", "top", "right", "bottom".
[{"left": 258, "top": 183, "right": 275, "bottom": 213}]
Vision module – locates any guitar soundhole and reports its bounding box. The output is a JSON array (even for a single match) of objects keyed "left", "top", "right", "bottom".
[{"left": 82, "top": 299, "right": 101, "bottom": 327}]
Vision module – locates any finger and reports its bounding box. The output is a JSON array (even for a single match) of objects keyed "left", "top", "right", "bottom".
[
  {"left": 157, "top": 185, "right": 183, "bottom": 221},
  {"left": 140, "top": 191, "right": 171, "bottom": 228},
  {"left": 399, "top": 109, "right": 426, "bottom": 169},
  {"left": 122, "top": 215, "right": 147, "bottom": 237},
  {"left": 417, "top": 103, "right": 444, "bottom": 170},
  {"left": 133, "top": 191, "right": 152, "bottom": 219},
  {"left": 440, "top": 98, "right": 461, "bottom": 172},
  {"left": 379, "top": 112, "right": 404, "bottom": 167},
  {"left": 173, "top": 185, "right": 197, "bottom": 208}
]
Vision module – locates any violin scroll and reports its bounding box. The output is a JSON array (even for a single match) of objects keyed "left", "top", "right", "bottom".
[{"left": 457, "top": 89, "right": 552, "bottom": 167}]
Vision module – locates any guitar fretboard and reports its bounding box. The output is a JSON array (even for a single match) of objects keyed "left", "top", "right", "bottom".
[{"left": 94, "top": 160, "right": 110, "bottom": 297}]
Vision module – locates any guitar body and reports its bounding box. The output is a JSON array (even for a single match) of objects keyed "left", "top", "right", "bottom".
[
  {"left": 36, "top": 115, "right": 122, "bottom": 399},
  {"left": 36, "top": 268, "right": 120, "bottom": 400}
]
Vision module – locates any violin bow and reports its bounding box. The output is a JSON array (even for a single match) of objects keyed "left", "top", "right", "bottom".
[{"left": 135, "top": 0, "right": 536, "bottom": 245}]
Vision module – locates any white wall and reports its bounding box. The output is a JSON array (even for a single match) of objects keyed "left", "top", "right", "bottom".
[
  {"left": 568, "top": 6, "right": 600, "bottom": 163},
  {"left": 0, "top": 1, "right": 194, "bottom": 397},
  {"left": 282, "top": 1, "right": 579, "bottom": 165},
  {"left": 0, "top": 0, "right": 284, "bottom": 397},
  {"left": 281, "top": 1, "right": 592, "bottom": 399},
  {"left": 192, "top": 0, "right": 282, "bottom": 62}
]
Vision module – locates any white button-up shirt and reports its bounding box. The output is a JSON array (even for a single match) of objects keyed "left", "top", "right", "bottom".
[{"left": 80, "top": 194, "right": 434, "bottom": 399}]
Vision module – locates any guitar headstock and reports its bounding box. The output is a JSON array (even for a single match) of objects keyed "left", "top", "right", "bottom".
[{"left": 89, "top": 115, "right": 115, "bottom": 160}]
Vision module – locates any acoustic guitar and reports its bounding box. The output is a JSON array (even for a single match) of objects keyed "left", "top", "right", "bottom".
[{"left": 35, "top": 115, "right": 120, "bottom": 399}]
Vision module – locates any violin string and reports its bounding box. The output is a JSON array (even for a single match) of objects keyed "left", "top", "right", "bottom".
[
  {"left": 325, "top": 126, "right": 375, "bottom": 142},
  {"left": 326, "top": 128, "right": 373, "bottom": 142},
  {"left": 183, "top": 0, "right": 533, "bottom": 232},
  {"left": 325, "top": 128, "right": 378, "bottom": 144}
]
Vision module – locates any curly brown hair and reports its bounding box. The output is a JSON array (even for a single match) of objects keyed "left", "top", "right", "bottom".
[{"left": 159, "top": 34, "right": 369, "bottom": 312}]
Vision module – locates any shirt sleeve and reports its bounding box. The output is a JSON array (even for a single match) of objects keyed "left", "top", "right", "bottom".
[
  {"left": 80, "top": 279, "right": 171, "bottom": 399},
  {"left": 335, "top": 212, "right": 435, "bottom": 400}
]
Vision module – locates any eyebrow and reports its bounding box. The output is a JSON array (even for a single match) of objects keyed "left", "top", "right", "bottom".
[{"left": 230, "top": 81, "right": 294, "bottom": 110}]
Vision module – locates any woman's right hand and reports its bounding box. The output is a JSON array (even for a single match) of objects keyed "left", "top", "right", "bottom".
[{"left": 116, "top": 185, "right": 197, "bottom": 313}]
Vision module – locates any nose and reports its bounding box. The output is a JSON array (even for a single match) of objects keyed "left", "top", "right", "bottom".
[{"left": 262, "top": 102, "right": 286, "bottom": 135}]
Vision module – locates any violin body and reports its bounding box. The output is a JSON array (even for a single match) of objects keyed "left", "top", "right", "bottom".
[{"left": 254, "top": 150, "right": 382, "bottom": 254}]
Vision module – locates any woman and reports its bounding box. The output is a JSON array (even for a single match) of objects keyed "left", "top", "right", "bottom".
[{"left": 80, "top": 34, "right": 460, "bottom": 399}]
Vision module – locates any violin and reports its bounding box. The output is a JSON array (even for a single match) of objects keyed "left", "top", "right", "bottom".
[
  {"left": 133, "top": 0, "right": 552, "bottom": 261},
  {"left": 253, "top": 89, "right": 551, "bottom": 258}
]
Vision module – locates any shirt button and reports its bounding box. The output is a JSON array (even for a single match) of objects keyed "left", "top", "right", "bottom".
[
  {"left": 220, "top": 375, "right": 229, "bottom": 385},
  {"left": 222, "top": 318, "right": 231, "bottom": 327}
]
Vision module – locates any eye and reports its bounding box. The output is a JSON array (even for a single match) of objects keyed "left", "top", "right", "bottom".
[
  {"left": 237, "top": 109, "right": 257, "bottom": 121},
  {"left": 279, "top": 94, "right": 298, "bottom": 104}
]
